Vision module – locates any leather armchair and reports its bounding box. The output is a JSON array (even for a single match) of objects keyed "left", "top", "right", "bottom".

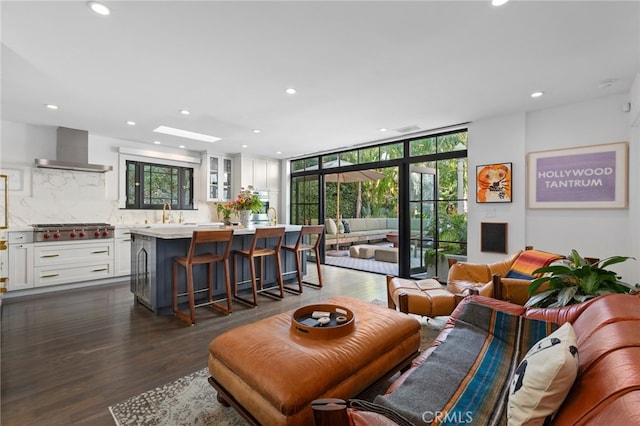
[{"left": 447, "top": 250, "right": 538, "bottom": 305}]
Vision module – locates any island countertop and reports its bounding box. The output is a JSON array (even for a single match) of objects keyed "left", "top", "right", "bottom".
[{"left": 129, "top": 224, "right": 302, "bottom": 239}]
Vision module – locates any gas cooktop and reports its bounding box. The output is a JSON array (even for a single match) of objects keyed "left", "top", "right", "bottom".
[
  {"left": 32, "top": 223, "right": 114, "bottom": 242},
  {"left": 32, "top": 223, "right": 112, "bottom": 229}
]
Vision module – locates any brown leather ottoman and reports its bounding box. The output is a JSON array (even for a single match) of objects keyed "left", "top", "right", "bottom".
[
  {"left": 207, "top": 296, "right": 421, "bottom": 426},
  {"left": 387, "top": 276, "right": 458, "bottom": 317}
]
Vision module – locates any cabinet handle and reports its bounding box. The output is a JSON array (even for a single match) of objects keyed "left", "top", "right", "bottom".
[
  {"left": 92, "top": 250, "right": 108, "bottom": 254},
  {"left": 123, "top": 239, "right": 131, "bottom": 242},
  {"left": 41, "top": 274, "right": 59, "bottom": 278},
  {"left": 0, "top": 242, "right": 6, "bottom": 250},
  {"left": 92, "top": 268, "right": 108, "bottom": 272},
  {"left": 41, "top": 254, "right": 60, "bottom": 258}
]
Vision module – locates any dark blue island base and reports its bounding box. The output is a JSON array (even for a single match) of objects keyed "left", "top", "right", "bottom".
[{"left": 129, "top": 225, "right": 305, "bottom": 315}]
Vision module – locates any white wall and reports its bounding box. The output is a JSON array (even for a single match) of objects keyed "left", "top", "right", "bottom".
[
  {"left": 468, "top": 113, "right": 526, "bottom": 264},
  {"left": 469, "top": 92, "right": 637, "bottom": 284},
  {"left": 1, "top": 121, "right": 214, "bottom": 226},
  {"left": 628, "top": 72, "right": 640, "bottom": 283}
]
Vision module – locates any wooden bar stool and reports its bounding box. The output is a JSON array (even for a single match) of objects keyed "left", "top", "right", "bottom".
[
  {"left": 172, "top": 229, "right": 234, "bottom": 325},
  {"left": 233, "top": 227, "right": 285, "bottom": 307},
  {"left": 282, "top": 225, "right": 324, "bottom": 293}
]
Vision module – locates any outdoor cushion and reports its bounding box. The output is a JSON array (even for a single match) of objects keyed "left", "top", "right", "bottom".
[
  {"left": 342, "top": 220, "right": 351, "bottom": 233},
  {"left": 325, "top": 218, "right": 337, "bottom": 235},
  {"left": 348, "top": 219, "right": 368, "bottom": 232}
]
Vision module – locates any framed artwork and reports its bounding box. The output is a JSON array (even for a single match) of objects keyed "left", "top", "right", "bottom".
[
  {"left": 527, "top": 142, "right": 628, "bottom": 209},
  {"left": 476, "top": 162, "right": 512, "bottom": 203},
  {"left": 481, "top": 222, "right": 507, "bottom": 253}
]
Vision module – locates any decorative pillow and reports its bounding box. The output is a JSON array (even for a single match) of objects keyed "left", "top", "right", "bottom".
[
  {"left": 325, "top": 218, "right": 337, "bottom": 235},
  {"left": 342, "top": 220, "right": 351, "bottom": 233},
  {"left": 508, "top": 322, "right": 579, "bottom": 426},
  {"left": 338, "top": 220, "right": 345, "bottom": 234},
  {"left": 504, "top": 250, "right": 564, "bottom": 280}
]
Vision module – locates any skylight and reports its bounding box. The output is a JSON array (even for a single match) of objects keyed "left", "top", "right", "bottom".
[{"left": 153, "top": 126, "right": 221, "bottom": 143}]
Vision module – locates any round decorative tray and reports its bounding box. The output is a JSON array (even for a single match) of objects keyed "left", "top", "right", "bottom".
[{"left": 291, "top": 303, "right": 355, "bottom": 340}]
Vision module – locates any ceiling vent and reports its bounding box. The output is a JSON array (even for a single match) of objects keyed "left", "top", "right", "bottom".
[
  {"left": 34, "top": 127, "right": 113, "bottom": 173},
  {"left": 394, "top": 125, "right": 421, "bottom": 134}
]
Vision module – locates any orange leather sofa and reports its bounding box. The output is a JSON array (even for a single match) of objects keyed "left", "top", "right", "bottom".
[{"left": 313, "top": 293, "right": 640, "bottom": 425}]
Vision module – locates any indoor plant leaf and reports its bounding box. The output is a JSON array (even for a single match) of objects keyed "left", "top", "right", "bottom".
[{"left": 526, "top": 249, "right": 635, "bottom": 307}]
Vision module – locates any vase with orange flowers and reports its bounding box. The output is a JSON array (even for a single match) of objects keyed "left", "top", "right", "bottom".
[
  {"left": 216, "top": 201, "right": 235, "bottom": 225},
  {"left": 233, "top": 185, "right": 263, "bottom": 227}
]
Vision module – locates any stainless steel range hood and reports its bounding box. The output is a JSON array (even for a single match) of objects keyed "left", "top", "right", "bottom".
[{"left": 34, "top": 127, "right": 113, "bottom": 173}]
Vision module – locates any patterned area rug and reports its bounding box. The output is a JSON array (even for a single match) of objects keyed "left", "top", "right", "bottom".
[
  {"left": 108, "top": 306, "right": 447, "bottom": 426},
  {"left": 109, "top": 368, "right": 244, "bottom": 426}
]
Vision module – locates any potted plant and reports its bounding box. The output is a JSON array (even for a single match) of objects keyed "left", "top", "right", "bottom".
[
  {"left": 234, "top": 185, "right": 263, "bottom": 227},
  {"left": 216, "top": 201, "right": 235, "bottom": 225},
  {"left": 525, "top": 249, "right": 637, "bottom": 308}
]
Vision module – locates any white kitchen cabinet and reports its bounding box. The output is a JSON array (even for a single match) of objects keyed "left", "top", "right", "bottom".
[
  {"left": 207, "top": 155, "right": 233, "bottom": 201},
  {"left": 114, "top": 228, "right": 132, "bottom": 276},
  {"left": 239, "top": 155, "right": 280, "bottom": 191},
  {"left": 267, "top": 160, "right": 280, "bottom": 191},
  {"left": 7, "top": 231, "right": 34, "bottom": 291},
  {"left": 252, "top": 157, "right": 268, "bottom": 189},
  {"left": 34, "top": 240, "right": 114, "bottom": 287}
]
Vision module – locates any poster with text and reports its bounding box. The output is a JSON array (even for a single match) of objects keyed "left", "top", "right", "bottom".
[{"left": 527, "top": 142, "right": 628, "bottom": 209}]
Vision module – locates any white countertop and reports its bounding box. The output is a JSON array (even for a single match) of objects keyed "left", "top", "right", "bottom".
[{"left": 129, "top": 224, "right": 302, "bottom": 239}]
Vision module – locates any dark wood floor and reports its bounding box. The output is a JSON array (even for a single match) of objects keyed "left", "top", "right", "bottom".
[{"left": 1, "top": 265, "right": 387, "bottom": 426}]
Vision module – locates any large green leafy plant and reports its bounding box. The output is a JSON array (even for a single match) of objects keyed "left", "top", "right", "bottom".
[{"left": 525, "top": 249, "right": 637, "bottom": 308}]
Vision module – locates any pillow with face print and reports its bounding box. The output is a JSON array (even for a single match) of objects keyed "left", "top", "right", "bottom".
[{"left": 508, "top": 322, "right": 579, "bottom": 426}]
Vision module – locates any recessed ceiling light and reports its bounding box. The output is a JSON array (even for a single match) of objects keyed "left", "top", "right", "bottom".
[
  {"left": 88, "top": 1, "right": 110, "bottom": 16},
  {"left": 379, "top": 128, "right": 388, "bottom": 132},
  {"left": 252, "top": 129, "right": 261, "bottom": 134},
  {"left": 45, "top": 104, "right": 59, "bottom": 110},
  {"left": 179, "top": 145, "right": 186, "bottom": 149},
  {"left": 153, "top": 125, "right": 221, "bottom": 143},
  {"left": 530, "top": 91, "right": 544, "bottom": 98},
  {"left": 241, "top": 144, "right": 248, "bottom": 148},
  {"left": 179, "top": 109, "right": 190, "bottom": 115},
  {"left": 126, "top": 121, "right": 136, "bottom": 126},
  {"left": 153, "top": 141, "right": 161, "bottom": 145},
  {"left": 285, "top": 88, "right": 297, "bottom": 95},
  {"left": 276, "top": 151, "right": 282, "bottom": 155},
  {"left": 491, "top": 0, "right": 510, "bottom": 6}
]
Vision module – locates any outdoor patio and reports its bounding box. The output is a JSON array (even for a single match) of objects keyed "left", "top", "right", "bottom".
[{"left": 324, "top": 242, "right": 435, "bottom": 277}]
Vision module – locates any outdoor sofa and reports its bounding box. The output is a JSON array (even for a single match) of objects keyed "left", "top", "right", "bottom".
[{"left": 324, "top": 217, "right": 397, "bottom": 249}]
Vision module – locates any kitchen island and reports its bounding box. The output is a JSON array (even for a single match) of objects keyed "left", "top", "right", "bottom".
[{"left": 129, "top": 224, "right": 304, "bottom": 315}]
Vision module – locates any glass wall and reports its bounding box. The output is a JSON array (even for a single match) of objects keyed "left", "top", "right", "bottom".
[{"left": 290, "top": 130, "right": 467, "bottom": 280}]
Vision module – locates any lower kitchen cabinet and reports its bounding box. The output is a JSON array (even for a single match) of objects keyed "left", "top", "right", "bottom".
[
  {"left": 8, "top": 231, "right": 34, "bottom": 291},
  {"left": 34, "top": 240, "right": 114, "bottom": 287},
  {"left": 114, "top": 228, "right": 132, "bottom": 276}
]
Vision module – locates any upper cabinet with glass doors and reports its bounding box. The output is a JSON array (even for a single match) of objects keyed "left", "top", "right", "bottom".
[{"left": 207, "top": 155, "right": 232, "bottom": 201}]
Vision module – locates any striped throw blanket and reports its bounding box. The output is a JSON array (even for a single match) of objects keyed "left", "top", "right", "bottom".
[
  {"left": 364, "top": 302, "right": 557, "bottom": 426},
  {"left": 504, "top": 250, "right": 564, "bottom": 280}
]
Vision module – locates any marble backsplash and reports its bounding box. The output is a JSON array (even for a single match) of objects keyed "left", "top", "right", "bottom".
[{"left": 6, "top": 168, "right": 217, "bottom": 227}]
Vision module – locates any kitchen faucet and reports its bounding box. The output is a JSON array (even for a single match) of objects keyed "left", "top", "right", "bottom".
[{"left": 162, "top": 202, "right": 172, "bottom": 223}]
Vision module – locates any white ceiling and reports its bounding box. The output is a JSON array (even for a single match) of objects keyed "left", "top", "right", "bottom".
[{"left": 2, "top": 1, "right": 639, "bottom": 160}]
